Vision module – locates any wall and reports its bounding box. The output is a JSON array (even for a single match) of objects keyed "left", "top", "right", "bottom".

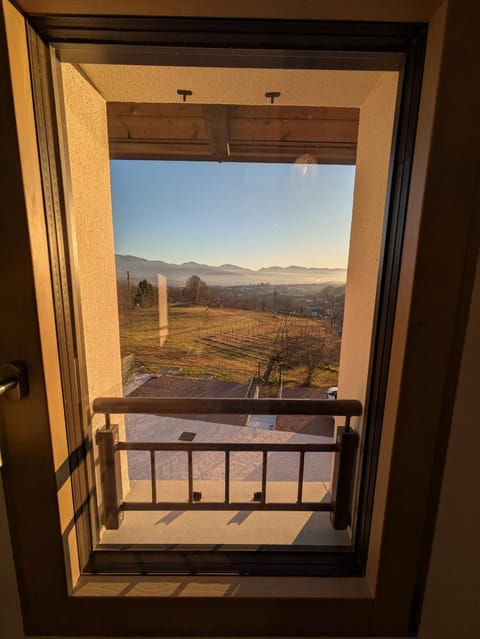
[
  {"left": 61, "top": 64, "right": 124, "bottom": 406},
  {"left": 418, "top": 254, "right": 480, "bottom": 635},
  {"left": 337, "top": 73, "right": 397, "bottom": 416},
  {"left": 77, "top": 65, "right": 381, "bottom": 106},
  {"left": 61, "top": 64, "right": 129, "bottom": 492},
  {"left": 335, "top": 72, "right": 397, "bottom": 536}
]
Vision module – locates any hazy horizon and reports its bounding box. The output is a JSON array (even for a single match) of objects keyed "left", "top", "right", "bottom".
[
  {"left": 115, "top": 253, "right": 348, "bottom": 272},
  {"left": 110, "top": 160, "right": 355, "bottom": 270}
]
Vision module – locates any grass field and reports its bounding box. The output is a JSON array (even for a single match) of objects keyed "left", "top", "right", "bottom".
[{"left": 119, "top": 305, "right": 339, "bottom": 390}]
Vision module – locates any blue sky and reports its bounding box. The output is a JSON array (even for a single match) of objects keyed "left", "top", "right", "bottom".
[{"left": 110, "top": 160, "right": 355, "bottom": 270}]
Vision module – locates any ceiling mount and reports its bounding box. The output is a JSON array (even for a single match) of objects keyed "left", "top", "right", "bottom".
[
  {"left": 265, "top": 91, "right": 281, "bottom": 104},
  {"left": 177, "top": 89, "right": 193, "bottom": 102}
]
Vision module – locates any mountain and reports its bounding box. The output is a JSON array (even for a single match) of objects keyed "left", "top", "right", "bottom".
[{"left": 115, "top": 254, "right": 347, "bottom": 287}]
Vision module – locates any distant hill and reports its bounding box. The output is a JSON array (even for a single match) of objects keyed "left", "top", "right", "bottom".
[{"left": 116, "top": 254, "right": 347, "bottom": 287}]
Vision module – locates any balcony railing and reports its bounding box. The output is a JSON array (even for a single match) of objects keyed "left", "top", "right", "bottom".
[{"left": 93, "top": 397, "right": 361, "bottom": 532}]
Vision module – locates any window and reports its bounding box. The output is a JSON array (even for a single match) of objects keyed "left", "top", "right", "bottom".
[
  {"left": 3, "top": 7, "right": 469, "bottom": 636},
  {"left": 54, "top": 46, "right": 401, "bottom": 566}
]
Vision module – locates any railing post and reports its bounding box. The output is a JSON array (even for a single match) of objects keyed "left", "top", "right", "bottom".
[
  {"left": 96, "top": 424, "right": 122, "bottom": 530},
  {"left": 330, "top": 426, "right": 359, "bottom": 530}
]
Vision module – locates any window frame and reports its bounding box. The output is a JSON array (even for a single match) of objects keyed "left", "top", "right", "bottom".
[
  {"left": 34, "top": 17, "right": 424, "bottom": 576},
  {"left": 2, "top": 6, "right": 474, "bottom": 636}
]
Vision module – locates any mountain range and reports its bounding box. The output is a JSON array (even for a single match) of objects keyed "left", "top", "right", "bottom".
[{"left": 116, "top": 254, "right": 347, "bottom": 287}]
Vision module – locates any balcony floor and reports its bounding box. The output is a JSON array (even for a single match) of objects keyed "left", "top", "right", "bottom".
[{"left": 100, "top": 479, "right": 349, "bottom": 547}]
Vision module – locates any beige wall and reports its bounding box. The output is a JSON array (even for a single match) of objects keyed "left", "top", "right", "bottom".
[
  {"left": 335, "top": 72, "right": 397, "bottom": 535},
  {"left": 61, "top": 64, "right": 123, "bottom": 405},
  {"left": 337, "top": 73, "right": 398, "bottom": 418},
  {"left": 60, "top": 64, "right": 129, "bottom": 493},
  {"left": 78, "top": 65, "right": 381, "bottom": 106}
]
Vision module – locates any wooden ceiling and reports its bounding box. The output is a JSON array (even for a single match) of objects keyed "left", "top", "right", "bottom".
[{"left": 107, "top": 103, "right": 359, "bottom": 164}]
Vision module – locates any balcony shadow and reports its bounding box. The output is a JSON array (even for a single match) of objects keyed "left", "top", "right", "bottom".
[
  {"left": 227, "top": 511, "right": 252, "bottom": 525},
  {"left": 155, "top": 511, "right": 184, "bottom": 525}
]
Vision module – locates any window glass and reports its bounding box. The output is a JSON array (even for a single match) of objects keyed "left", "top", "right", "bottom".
[{"left": 59, "top": 61, "right": 397, "bottom": 558}]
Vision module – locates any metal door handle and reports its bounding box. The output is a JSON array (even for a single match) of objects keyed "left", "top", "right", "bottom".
[
  {"left": 0, "top": 379, "right": 17, "bottom": 395},
  {"left": 0, "top": 362, "right": 29, "bottom": 401}
]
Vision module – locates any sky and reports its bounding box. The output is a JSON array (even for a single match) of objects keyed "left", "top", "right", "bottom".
[{"left": 110, "top": 160, "right": 356, "bottom": 270}]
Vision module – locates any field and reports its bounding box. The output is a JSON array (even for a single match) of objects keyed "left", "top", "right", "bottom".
[{"left": 119, "top": 305, "right": 339, "bottom": 390}]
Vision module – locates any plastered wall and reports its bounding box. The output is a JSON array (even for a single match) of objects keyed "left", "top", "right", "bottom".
[
  {"left": 79, "top": 65, "right": 381, "bottom": 106},
  {"left": 61, "top": 64, "right": 129, "bottom": 492},
  {"left": 337, "top": 73, "right": 398, "bottom": 417},
  {"left": 335, "top": 72, "right": 398, "bottom": 537},
  {"left": 61, "top": 64, "right": 124, "bottom": 405}
]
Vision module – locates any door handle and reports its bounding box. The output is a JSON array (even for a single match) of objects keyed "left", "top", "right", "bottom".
[{"left": 0, "top": 362, "right": 29, "bottom": 401}]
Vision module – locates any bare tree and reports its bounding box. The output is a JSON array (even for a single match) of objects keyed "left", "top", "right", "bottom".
[
  {"left": 183, "top": 275, "right": 210, "bottom": 306},
  {"left": 117, "top": 278, "right": 133, "bottom": 313},
  {"left": 262, "top": 320, "right": 339, "bottom": 386},
  {"left": 296, "top": 332, "right": 327, "bottom": 386},
  {"left": 262, "top": 321, "right": 302, "bottom": 383}
]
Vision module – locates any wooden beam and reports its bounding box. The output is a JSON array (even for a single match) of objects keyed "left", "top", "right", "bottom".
[
  {"left": 109, "top": 141, "right": 356, "bottom": 164},
  {"left": 228, "top": 143, "right": 356, "bottom": 165},
  {"left": 109, "top": 140, "right": 213, "bottom": 161},
  {"left": 202, "top": 104, "right": 229, "bottom": 160},
  {"left": 108, "top": 114, "right": 208, "bottom": 141},
  {"left": 107, "top": 102, "right": 358, "bottom": 164},
  {"left": 107, "top": 102, "right": 203, "bottom": 117},
  {"left": 228, "top": 105, "right": 359, "bottom": 120},
  {"left": 229, "top": 117, "right": 358, "bottom": 143}
]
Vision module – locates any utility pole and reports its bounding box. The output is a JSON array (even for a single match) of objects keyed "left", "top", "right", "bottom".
[{"left": 127, "top": 270, "right": 131, "bottom": 311}]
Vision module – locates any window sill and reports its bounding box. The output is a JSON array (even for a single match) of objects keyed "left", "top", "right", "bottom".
[{"left": 74, "top": 573, "right": 373, "bottom": 599}]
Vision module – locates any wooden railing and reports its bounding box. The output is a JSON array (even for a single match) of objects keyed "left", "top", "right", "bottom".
[{"left": 94, "top": 397, "right": 361, "bottom": 531}]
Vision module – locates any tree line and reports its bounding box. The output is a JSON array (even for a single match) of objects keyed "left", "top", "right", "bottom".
[
  {"left": 117, "top": 274, "right": 211, "bottom": 312},
  {"left": 118, "top": 273, "right": 343, "bottom": 331}
]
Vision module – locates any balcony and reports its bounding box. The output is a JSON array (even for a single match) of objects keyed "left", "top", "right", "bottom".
[{"left": 94, "top": 397, "right": 360, "bottom": 551}]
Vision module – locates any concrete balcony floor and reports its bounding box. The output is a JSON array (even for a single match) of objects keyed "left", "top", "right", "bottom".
[{"left": 100, "top": 479, "right": 349, "bottom": 546}]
